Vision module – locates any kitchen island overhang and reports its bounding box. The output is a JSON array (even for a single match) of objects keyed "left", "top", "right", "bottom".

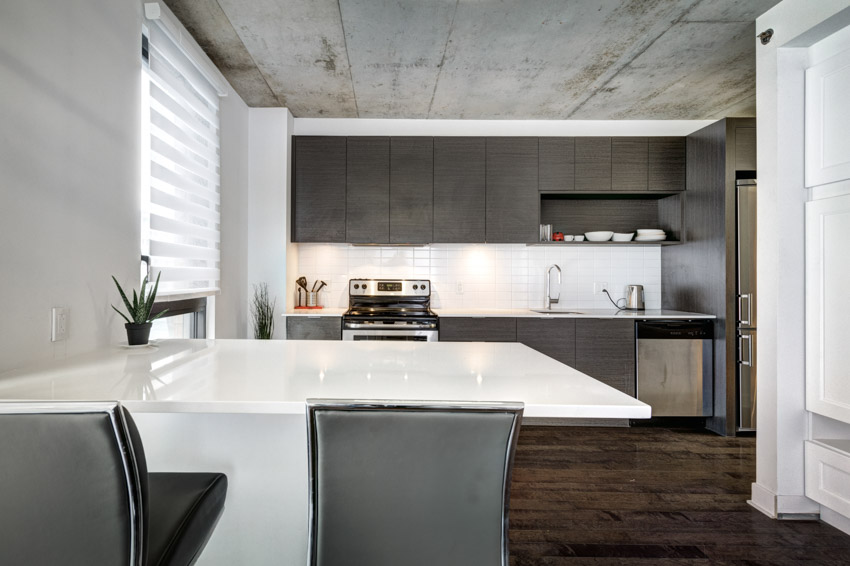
[
  {"left": 0, "top": 339, "right": 649, "bottom": 566},
  {"left": 0, "top": 339, "right": 650, "bottom": 419}
]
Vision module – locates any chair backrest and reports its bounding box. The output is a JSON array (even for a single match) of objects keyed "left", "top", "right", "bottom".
[
  {"left": 306, "top": 399, "right": 524, "bottom": 566},
  {"left": 0, "top": 401, "right": 145, "bottom": 566}
]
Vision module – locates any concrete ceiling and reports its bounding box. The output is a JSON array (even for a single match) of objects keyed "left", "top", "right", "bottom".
[{"left": 162, "top": 0, "right": 781, "bottom": 120}]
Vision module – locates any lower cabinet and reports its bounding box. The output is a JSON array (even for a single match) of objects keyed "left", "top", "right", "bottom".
[
  {"left": 517, "top": 318, "right": 576, "bottom": 367},
  {"left": 440, "top": 317, "right": 636, "bottom": 398},
  {"left": 438, "top": 317, "right": 517, "bottom": 342},
  {"left": 285, "top": 316, "right": 341, "bottom": 340},
  {"left": 575, "top": 319, "right": 636, "bottom": 396}
]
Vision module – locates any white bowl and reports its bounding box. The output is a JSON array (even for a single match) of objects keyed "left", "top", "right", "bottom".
[
  {"left": 637, "top": 229, "right": 665, "bottom": 235},
  {"left": 612, "top": 232, "right": 634, "bottom": 242},
  {"left": 635, "top": 234, "right": 667, "bottom": 242},
  {"left": 584, "top": 231, "right": 614, "bottom": 242}
]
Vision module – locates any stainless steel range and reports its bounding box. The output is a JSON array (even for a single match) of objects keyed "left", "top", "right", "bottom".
[{"left": 342, "top": 279, "right": 438, "bottom": 341}]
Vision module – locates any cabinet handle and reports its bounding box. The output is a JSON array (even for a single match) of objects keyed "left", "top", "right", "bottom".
[
  {"left": 738, "top": 335, "right": 752, "bottom": 366},
  {"left": 738, "top": 294, "right": 752, "bottom": 326}
]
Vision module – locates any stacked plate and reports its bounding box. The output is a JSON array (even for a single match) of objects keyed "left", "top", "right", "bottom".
[{"left": 635, "top": 229, "right": 666, "bottom": 242}]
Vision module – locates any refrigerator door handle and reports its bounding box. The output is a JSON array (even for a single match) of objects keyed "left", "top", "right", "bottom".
[
  {"left": 738, "top": 293, "right": 752, "bottom": 326},
  {"left": 739, "top": 334, "right": 753, "bottom": 366}
]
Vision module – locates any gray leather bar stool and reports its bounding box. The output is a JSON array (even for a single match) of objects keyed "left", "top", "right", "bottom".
[
  {"left": 0, "top": 401, "right": 227, "bottom": 566},
  {"left": 306, "top": 399, "right": 524, "bottom": 566}
]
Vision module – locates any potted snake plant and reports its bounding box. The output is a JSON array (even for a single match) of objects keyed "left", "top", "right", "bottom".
[{"left": 111, "top": 272, "right": 167, "bottom": 345}]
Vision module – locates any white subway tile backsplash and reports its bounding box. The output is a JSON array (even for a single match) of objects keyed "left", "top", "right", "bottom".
[{"left": 296, "top": 243, "right": 663, "bottom": 309}]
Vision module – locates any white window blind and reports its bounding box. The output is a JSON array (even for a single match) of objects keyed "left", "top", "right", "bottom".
[{"left": 142, "top": 21, "right": 220, "bottom": 298}]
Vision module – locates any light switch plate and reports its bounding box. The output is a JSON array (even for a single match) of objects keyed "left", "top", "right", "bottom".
[{"left": 51, "top": 307, "right": 67, "bottom": 342}]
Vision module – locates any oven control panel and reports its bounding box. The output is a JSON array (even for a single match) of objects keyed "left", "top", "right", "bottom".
[{"left": 349, "top": 279, "right": 430, "bottom": 296}]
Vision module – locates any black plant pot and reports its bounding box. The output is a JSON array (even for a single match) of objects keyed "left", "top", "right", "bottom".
[{"left": 125, "top": 322, "right": 153, "bottom": 346}]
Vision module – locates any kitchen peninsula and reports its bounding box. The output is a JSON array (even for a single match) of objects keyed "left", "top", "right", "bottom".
[{"left": 0, "top": 339, "right": 648, "bottom": 566}]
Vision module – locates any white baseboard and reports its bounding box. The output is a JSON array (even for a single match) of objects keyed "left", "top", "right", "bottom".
[
  {"left": 749, "top": 482, "right": 777, "bottom": 518},
  {"left": 749, "top": 483, "right": 821, "bottom": 518},
  {"left": 777, "top": 494, "right": 820, "bottom": 515},
  {"left": 821, "top": 506, "right": 850, "bottom": 536}
]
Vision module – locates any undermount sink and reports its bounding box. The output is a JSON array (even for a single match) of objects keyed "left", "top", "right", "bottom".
[{"left": 531, "top": 309, "right": 584, "bottom": 315}]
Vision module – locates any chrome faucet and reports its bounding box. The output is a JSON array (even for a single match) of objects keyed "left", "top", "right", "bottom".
[{"left": 544, "top": 264, "right": 561, "bottom": 310}]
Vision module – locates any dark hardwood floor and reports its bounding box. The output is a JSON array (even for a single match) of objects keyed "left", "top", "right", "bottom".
[{"left": 509, "top": 426, "right": 850, "bottom": 565}]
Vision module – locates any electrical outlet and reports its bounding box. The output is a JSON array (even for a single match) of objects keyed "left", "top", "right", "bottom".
[
  {"left": 593, "top": 282, "right": 608, "bottom": 295},
  {"left": 51, "top": 307, "right": 68, "bottom": 341},
  {"left": 456, "top": 280, "right": 464, "bottom": 294}
]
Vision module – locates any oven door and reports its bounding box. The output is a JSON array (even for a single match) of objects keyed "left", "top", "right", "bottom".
[{"left": 342, "top": 323, "right": 438, "bottom": 342}]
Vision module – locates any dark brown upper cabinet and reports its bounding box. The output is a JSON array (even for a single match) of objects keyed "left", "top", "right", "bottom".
[
  {"left": 734, "top": 127, "right": 757, "bottom": 171},
  {"left": 346, "top": 137, "right": 390, "bottom": 243},
  {"left": 612, "top": 137, "right": 648, "bottom": 191},
  {"left": 539, "top": 137, "right": 575, "bottom": 192},
  {"left": 292, "top": 136, "right": 347, "bottom": 242},
  {"left": 433, "top": 137, "right": 486, "bottom": 243},
  {"left": 486, "top": 137, "right": 539, "bottom": 243},
  {"left": 648, "top": 137, "right": 686, "bottom": 191},
  {"left": 390, "top": 137, "right": 433, "bottom": 244},
  {"left": 576, "top": 137, "right": 612, "bottom": 191}
]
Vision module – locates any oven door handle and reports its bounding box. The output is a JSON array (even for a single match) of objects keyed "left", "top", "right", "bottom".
[{"left": 343, "top": 322, "right": 436, "bottom": 330}]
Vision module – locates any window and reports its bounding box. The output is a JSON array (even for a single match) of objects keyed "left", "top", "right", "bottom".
[{"left": 140, "top": 8, "right": 227, "bottom": 338}]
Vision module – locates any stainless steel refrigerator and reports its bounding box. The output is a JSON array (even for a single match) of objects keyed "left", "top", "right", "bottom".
[{"left": 736, "top": 179, "right": 757, "bottom": 431}]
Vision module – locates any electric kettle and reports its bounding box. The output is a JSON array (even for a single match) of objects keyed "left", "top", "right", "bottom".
[{"left": 626, "top": 285, "right": 645, "bottom": 310}]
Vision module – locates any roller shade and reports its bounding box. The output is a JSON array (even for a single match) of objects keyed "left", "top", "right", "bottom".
[{"left": 142, "top": 21, "right": 220, "bottom": 297}]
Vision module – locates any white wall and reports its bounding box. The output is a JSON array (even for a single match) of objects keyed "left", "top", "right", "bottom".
[
  {"left": 0, "top": 0, "right": 252, "bottom": 367},
  {"left": 294, "top": 118, "right": 711, "bottom": 137},
  {"left": 217, "top": 83, "right": 251, "bottom": 339},
  {"left": 297, "top": 243, "right": 661, "bottom": 311},
  {"left": 245, "top": 108, "right": 296, "bottom": 339},
  {"left": 753, "top": 0, "right": 850, "bottom": 518},
  {"left": 0, "top": 0, "right": 143, "bottom": 373}
]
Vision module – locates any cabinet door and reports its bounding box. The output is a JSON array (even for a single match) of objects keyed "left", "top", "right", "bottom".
[
  {"left": 517, "top": 318, "right": 576, "bottom": 367},
  {"left": 286, "top": 317, "right": 341, "bottom": 340},
  {"left": 390, "top": 137, "right": 433, "bottom": 244},
  {"left": 439, "top": 317, "right": 517, "bottom": 342},
  {"left": 433, "top": 137, "right": 486, "bottom": 243},
  {"left": 539, "top": 137, "right": 575, "bottom": 192},
  {"left": 292, "top": 136, "right": 346, "bottom": 242},
  {"left": 806, "top": 194, "right": 850, "bottom": 423},
  {"left": 735, "top": 127, "right": 757, "bottom": 171},
  {"left": 648, "top": 137, "right": 686, "bottom": 192},
  {"left": 347, "top": 137, "right": 390, "bottom": 243},
  {"left": 486, "top": 137, "right": 539, "bottom": 243},
  {"left": 612, "top": 137, "right": 648, "bottom": 191},
  {"left": 575, "top": 319, "right": 636, "bottom": 395},
  {"left": 575, "top": 137, "right": 612, "bottom": 191}
]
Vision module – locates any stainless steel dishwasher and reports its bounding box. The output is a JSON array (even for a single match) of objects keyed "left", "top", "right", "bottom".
[{"left": 636, "top": 321, "right": 713, "bottom": 417}]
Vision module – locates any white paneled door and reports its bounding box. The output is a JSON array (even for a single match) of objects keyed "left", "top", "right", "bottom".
[{"left": 806, "top": 194, "right": 850, "bottom": 423}]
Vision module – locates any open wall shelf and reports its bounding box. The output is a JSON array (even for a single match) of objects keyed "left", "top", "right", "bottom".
[
  {"left": 539, "top": 192, "right": 684, "bottom": 244},
  {"left": 528, "top": 240, "right": 681, "bottom": 246}
]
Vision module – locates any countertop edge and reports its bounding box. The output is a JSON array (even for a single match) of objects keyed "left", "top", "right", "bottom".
[{"left": 284, "top": 309, "right": 715, "bottom": 319}]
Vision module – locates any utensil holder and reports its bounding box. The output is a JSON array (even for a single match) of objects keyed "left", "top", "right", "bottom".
[{"left": 306, "top": 291, "right": 318, "bottom": 307}]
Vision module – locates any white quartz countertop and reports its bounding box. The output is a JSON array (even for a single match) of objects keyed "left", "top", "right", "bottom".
[
  {"left": 434, "top": 308, "right": 715, "bottom": 319},
  {"left": 284, "top": 308, "right": 714, "bottom": 319},
  {"left": 0, "top": 339, "right": 650, "bottom": 419},
  {"left": 284, "top": 308, "right": 347, "bottom": 316}
]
